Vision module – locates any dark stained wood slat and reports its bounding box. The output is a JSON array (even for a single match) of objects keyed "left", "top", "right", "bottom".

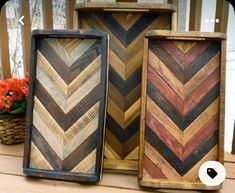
[
  {"left": 146, "top": 126, "right": 218, "bottom": 176},
  {"left": 183, "top": 115, "right": 218, "bottom": 160},
  {"left": 63, "top": 130, "right": 98, "bottom": 171},
  {"left": 147, "top": 80, "right": 220, "bottom": 130},
  {"left": 158, "top": 40, "right": 211, "bottom": 70},
  {"left": 146, "top": 111, "right": 183, "bottom": 158},
  {"left": 37, "top": 38, "right": 101, "bottom": 84},
  {"left": 32, "top": 126, "right": 62, "bottom": 170}
]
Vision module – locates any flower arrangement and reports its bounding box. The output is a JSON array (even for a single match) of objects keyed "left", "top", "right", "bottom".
[{"left": 0, "top": 73, "right": 29, "bottom": 114}]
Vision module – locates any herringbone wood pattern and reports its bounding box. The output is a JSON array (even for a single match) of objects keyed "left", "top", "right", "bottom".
[
  {"left": 79, "top": 12, "right": 172, "bottom": 170},
  {"left": 141, "top": 39, "right": 221, "bottom": 184},
  {"left": 24, "top": 33, "right": 108, "bottom": 182}
]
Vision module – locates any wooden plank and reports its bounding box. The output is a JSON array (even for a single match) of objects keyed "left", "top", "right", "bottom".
[
  {"left": 0, "top": 144, "right": 24, "bottom": 157},
  {"left": 189, "top": 0, "right": 202, "bottom": 31},
  {"left": 167, "top": 0, "right": 178, "bottom": 31},
  {"left": 214, "top": 0, "right": 229, "bottom": 33},
  {"left": 19, "top": 0, "right": 31, "bottom": 72},
  {"left": 66, "top": 0, "right": 76, "bottom": 29},
  {"left": 0, "top": 5, "right": 11, "bottom": 79},
  {"left": 0, "top": 155, "right": 23, "bottom": 175},
  {"left": 225, "top": 152, "right": 235, "bottom": 163},
  {"left": 0, "top": 147, "right": 235, "bottom": 192},
  {"left": 0, "top": 174, "right": 149, "bottom": 193},
  {"left": 42, "top": 0, "right": 53, "bottom": 28},
  {"left": 224, "top": 162, "right": 235, "bottom": 179}
]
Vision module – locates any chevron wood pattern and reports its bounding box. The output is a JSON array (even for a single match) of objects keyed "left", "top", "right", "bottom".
[
  {"left": 23, "top": 30, "right": 108, "bottom": 183},
  {"left": 139, "top": 32, "right": 226, "bottom": 190},
  {"left": 77, "top": 5, "right": 174, "bottom": 171}
]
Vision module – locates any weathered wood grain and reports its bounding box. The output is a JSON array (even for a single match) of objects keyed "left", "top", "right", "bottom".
[
  {"left": 139, "top": 32, "right": 226, "bottom": 190},
  {"left": 77, "top": 2, "right": 175, "bottom": 171},
  {"left": 23, "top": 30, "right": 108, "bottom": 182}
]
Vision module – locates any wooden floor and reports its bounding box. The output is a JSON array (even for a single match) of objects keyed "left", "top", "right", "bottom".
[{"left": 0, "top": 144, "right": 234, "bottom": 193}]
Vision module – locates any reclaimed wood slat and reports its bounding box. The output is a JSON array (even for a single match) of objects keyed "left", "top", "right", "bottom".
[{"left": 139, "top": 31, "right": 226, "bottom": 190}]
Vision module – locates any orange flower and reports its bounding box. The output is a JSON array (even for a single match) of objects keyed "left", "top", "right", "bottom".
[
  {"left": 0, "top": 95, "right": 13, "bottom": 112},
  {"left": 0, "top": 73, "right": 29, "bottom": 113}
]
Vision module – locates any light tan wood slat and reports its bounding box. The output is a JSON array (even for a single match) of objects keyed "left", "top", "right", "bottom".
[
  {"left": 189, "top": 0, "right": 202, "bottom": 31},
  {"left": 214, "top": 0, "right": 229, "bottom": 33},
  {"left": 42, "top": 0, "right": 53, "bottom": 28},
  {"left": 0, "top": 5, "right": 11, "bottom": 79},
  {"left": 19, "top": 0, "right": 31, "bottom": 72}
]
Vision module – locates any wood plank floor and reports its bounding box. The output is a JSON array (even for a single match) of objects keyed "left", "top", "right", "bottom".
[{"left": 0, "top": 144, "right": 234, "bottom": 193}]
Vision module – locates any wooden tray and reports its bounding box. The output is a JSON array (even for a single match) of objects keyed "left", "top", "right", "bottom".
[
  {"left": 139, "top": 30, "right": 226, "bottom": 190},
  {"left": 23, "top": 29, "right": 108, "bottom": 183},
  {"left": 76, "top": 2, "right": 177, "bottom": 172}
]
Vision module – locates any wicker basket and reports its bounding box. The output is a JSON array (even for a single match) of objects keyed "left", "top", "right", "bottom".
[{"left": 0, "top": 113, "right": 26, "bottom": 145}]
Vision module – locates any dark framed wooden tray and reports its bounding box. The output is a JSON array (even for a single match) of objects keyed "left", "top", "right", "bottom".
[
  {"left": 23, "top": 29, "right": 109, "bottom": 183},
  {"left": 139, "top": 30, "right": 226, "bottom": 190},
  {"left": 76, "top": 2, "right": 177, "bottom": 171}
]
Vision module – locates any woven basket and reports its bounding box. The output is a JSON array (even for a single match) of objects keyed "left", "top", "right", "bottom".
[{"left": 0, "top": 113, "right": 26, "bottom": 145}]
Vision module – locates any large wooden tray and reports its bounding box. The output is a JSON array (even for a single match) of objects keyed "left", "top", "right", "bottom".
[
  {"left": 23, "top": 29, "right": 108, "bottom": 183},
  {"left": 76, "top": 2, "right": 177, "bottom": 171},
  {"left": 139, "top": 30, "right": 226, "bottom": 190}
]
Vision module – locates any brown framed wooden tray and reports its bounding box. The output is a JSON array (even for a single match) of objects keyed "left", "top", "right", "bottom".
[
  {"left": 76, "top": 2, "right": 177, "bottom": 172},
  {"left": 139, "top": 30, "right": 226, "bottom": 190},
  {"left": 23, "top": 29, "right": 109, "bottom": 183}
]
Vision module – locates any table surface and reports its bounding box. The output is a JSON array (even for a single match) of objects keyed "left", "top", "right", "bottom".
[{"left": 0, "top": 144, "right": 234, "bottom": 193}]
